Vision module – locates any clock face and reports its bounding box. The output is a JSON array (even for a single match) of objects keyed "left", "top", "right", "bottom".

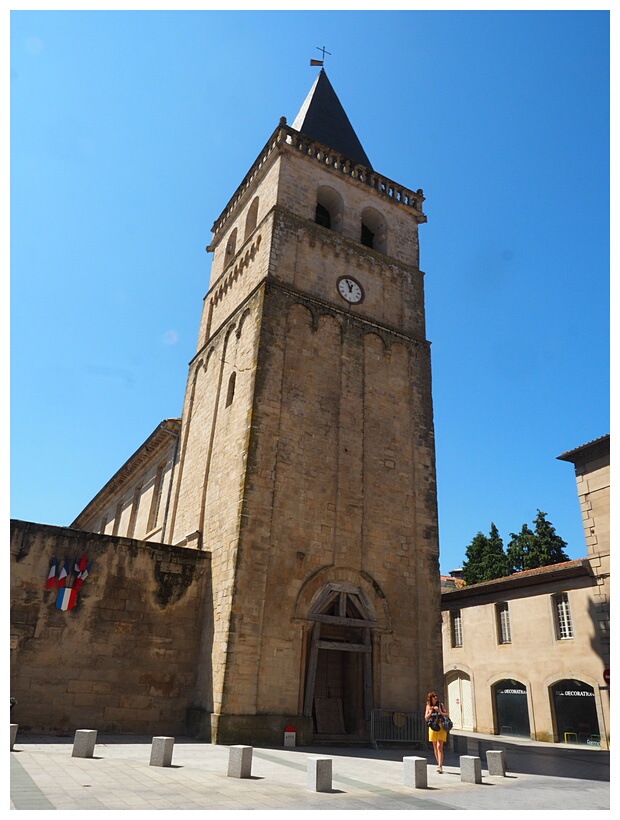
[{"left": 337, "top": 276, "right": 364, "bottom": 304}]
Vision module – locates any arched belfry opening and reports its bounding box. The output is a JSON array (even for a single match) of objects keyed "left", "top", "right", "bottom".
[
  {"left": 303, "top": 582, "right": 377, "bottom": 738},
  {"left": 315, "top": 186, "right": 344, "bottom": 233}
]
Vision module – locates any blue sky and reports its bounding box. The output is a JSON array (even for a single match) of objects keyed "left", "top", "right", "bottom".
[{"left": 10, "top": 8, "right": 610, "bottom": 575}]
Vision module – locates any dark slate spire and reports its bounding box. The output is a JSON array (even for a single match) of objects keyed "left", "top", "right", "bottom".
[{"left": 291, "top": 69, "right": 372, "bottom": 170}]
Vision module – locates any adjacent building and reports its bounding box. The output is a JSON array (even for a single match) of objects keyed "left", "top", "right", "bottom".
[{"left": 441, "top": 435, "right": 610, "bottom": 748}]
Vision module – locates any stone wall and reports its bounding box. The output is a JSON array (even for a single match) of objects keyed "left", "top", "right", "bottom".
[{"left": 10, "top": 520, "right": 212, "bottom": 736}]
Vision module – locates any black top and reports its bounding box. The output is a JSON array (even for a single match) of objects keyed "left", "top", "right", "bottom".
[{"left": 291, "top": 69, "right": 372, "bottom": 170}]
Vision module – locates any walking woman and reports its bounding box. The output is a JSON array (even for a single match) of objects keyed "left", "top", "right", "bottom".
[{"left": 425, "top": 691, "right": 449, "bottom": 773}]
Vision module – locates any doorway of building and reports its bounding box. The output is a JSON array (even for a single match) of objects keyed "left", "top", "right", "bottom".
[
  {"left": 446, "top": 671, "right": 473, "bottom": 730},
  {"left": 552, "top": 679, "right": 601, "bottom": 745},
  {"left": 494, "top": 679, "right": 531, "bottom": 738},
  {"left": 303, "top": 583, "right": 376, "bottom": 739}
]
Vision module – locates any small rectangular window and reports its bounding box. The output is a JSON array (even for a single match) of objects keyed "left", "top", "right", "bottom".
[
  {"left": 554, "top": 593, "right": 574, "bottom": 640},
  {"left": 451, "top": 610, "right": 463, "bottom": 648},
  {"left": 496, "top": 602, "right": 512, "bottom": 644}
]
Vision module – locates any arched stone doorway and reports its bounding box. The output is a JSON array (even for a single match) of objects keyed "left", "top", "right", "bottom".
[{"left": 302, "top": 582, "right": 377, "bottom": 739}]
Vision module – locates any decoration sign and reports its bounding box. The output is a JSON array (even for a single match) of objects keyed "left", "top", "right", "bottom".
[{"left": 44, "top": 554, "right": 93, "bottom": 610}]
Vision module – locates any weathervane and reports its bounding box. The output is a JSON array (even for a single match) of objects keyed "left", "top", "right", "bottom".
[{"left": 310, "top": 46, "right": 331, "bottom": 67}]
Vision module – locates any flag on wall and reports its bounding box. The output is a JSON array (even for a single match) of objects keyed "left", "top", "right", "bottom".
[
  {"left": 56, "top": 559, "right": 69, "bottom": 588},
  {"left": 45, "top": 557, "right": 57, "bottom": 589},
  {"left": 74, "top": 561, "right": 92, "bottom": 591},
  {"left": 56, "top": 587, "right": 78, "bottom": 611}
]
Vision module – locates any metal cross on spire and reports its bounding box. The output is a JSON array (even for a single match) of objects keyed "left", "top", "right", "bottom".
[{"left": 310, "top": 45, "right": 331, "bottom": 67}]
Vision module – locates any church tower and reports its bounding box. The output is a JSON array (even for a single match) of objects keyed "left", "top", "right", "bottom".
[{"left": 167, "top": 70, "right": 442, "bottom": 744}]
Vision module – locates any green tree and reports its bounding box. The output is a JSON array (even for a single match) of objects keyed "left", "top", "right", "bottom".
[
  {"left": 462, "top": 532, "right": 488, "bottom": 585},
  {"left": 462, "top": 523, "right": 510, "bottom": 584},
  {"left": 506, "top": 523, "right": 536, "bottom": 572},
  {"left": 532, "top": 509, "right": 570, "bottom": 566},
  {"left": 507, "top": 510, "right": 569, "bottom": 571}
]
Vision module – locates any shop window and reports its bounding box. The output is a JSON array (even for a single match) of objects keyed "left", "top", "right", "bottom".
[
  {"left": 451, "top": 610, "right": 463, "bottom": 647},
  {"left": 551, "top": 679, "right": 600, "bottom": 745},
  {"left": 496, "top": 602, "right": 512, "bottom": 644},
  {"left": 494, "top": 679, "right": 530, "bottom": 738},
  {"left": 554, "top": 593, "right": 574, "bottom": 640}
]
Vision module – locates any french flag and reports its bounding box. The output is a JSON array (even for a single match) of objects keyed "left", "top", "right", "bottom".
[
  {"left": 56, "top": 559, "right": 69, "bottom": 588},
  {"left": 56, "top": 587, "right": 77, "bottom": 611},
  {"left": 45, "top": 557, "right": 57, "bottom": 589},
  {"left": 74, "top": 561, "right": 92, "bottom": 591}
]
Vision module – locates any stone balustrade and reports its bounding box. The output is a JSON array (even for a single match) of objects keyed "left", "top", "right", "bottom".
[{"left": 211, "top": 121, "right": 425, "bottom": 238}]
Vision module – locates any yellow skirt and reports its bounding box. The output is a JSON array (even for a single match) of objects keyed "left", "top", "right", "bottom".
[{"left": 428, "top": 725, "right": 447, "bottom": 742}]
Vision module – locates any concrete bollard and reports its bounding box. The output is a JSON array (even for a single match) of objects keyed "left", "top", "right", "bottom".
[
  {"left": 460, "top": 754, "right": 482, "bottom": 784},
  {"left": 307, "top": 755, "right": 332, "bottom": 792},
  {"left": 403, "top": 756, "right": 427, "bottom": 788},
  {"left": 72, "top": 729, "right": 98, "bottom": 758},
  {"left": 10, "top": 724, "right": 18, "bottom": 751},
  {"left": 227, "top": 745, "right": 253, "bottom": 778},
  {"left": 150, "top": 736, "right": 175, "bottom": 767},
  {"left": 486, "top": 749, "right": 506, "bottom": 776}
]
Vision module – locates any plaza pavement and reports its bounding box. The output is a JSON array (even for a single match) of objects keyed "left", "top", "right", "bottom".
[{"left": 10, "top": 729, "right": 610, "bottom": 811}]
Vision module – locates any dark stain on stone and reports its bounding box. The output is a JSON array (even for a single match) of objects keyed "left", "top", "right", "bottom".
[{"left": 153, "top": 559, "right": 196, "bottom": 608}]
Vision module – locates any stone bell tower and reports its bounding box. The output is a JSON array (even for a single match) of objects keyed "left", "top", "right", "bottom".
[{"left": 167, "top": 69, "right": 442, "bottom": 745}]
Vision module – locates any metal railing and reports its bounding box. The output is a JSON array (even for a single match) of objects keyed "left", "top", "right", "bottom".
[{"left": 370, "top": 709, "right": 428, "bottom": 749}]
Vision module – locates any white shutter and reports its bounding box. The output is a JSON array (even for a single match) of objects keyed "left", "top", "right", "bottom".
[{"left": 447, "top": 675, "right": 462, "bottom": 728}]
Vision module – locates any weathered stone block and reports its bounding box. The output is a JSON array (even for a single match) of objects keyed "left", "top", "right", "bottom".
[
  {"left": 307, "top": 755, "right": 332, "bottom": 792},
  {"left": 150, "top": 736, "right": 174, "bottom": 767},
  {"left": 486, "top": 749, "right": 506, "bottom": 776},
  {"left": 460, "top": 754, "right": 482, "bottom": 783},
  {"left": 403, "top": 755, "right": 427, "bottom": 788},
  {"left": 72, "top": 729, "right": 97, "bottom": 758},
  {"left": 227, "top": 744, "right": 252, "bottom": 778}
]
